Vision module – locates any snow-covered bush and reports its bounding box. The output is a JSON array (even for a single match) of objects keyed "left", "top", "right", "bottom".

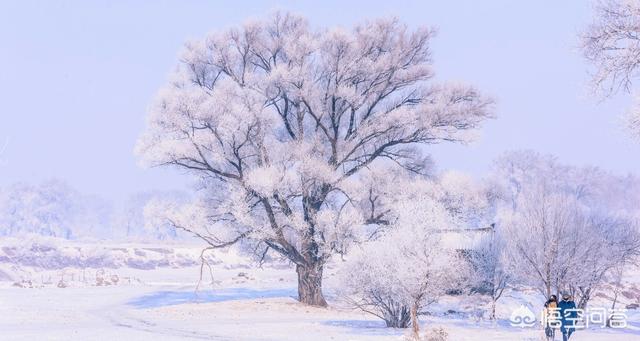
[
  {"left": 340, "top": 194, "right": 469, "bottom": 330},
  {"left": 418, "top": 327, "right": 448, "bottom": 341}
]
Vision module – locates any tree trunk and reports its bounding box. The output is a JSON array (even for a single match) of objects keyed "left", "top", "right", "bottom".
[
  {"left": 607, "top": 267, "right": 623, "bottom": 328},
  {"left": 545, "top": 279, "right": 551, "bottom": 299},
  {"left": 382, "top": 304, "right": 410, "bottom": 328},
  {"left": 491, "top": 299, "right": 497, "bottom": 321},
  {"left": 296, "top": 263, "right": 327, "bottom": 307},
  {"left": 577, "top": 287, "right": 591, "bottom": 310},
  {"left": 410, "top": 302, "right": 420, "bottom": 339},
  {"left": 607, "top": 292, "right": 618, "bottom": 328}
]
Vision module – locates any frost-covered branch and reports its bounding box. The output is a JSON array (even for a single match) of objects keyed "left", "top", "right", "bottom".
[
  {"left": 136, "top": 12, "right": 494, "bottom": 306},
  {"left": 581, "top": 0, "right": 640, "bottom": 138}
]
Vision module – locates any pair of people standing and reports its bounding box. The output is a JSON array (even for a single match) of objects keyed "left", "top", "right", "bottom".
[{"left": 544, "top": 293, "right": 577, "bottom": 341}]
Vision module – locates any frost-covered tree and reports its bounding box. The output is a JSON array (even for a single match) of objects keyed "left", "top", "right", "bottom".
[
  {"left": 581, "top": 0, "right": 640, "bottom": 137},
  {"left": 572, "top": 214, "right": 640, "bottom": 309},
  {"left": 499, "top": 189, "right": 588, "bottom": 299},
  {"left": 470, "top": 227, "right": 509, "bottom": 321},
  {"left": 0, "top": 180, "right": 112, "bottom": 239},
  {"left": 341, "top": 191, "right": 468, "bottom": 335},
  {"left": 438, "top": 170, "right": 497, "bottom": 230},
  {"left": 493, "top": 151, "right": 640, "bottom": 306},
  {"left": 112, "top": 190, "right": 190, "bottom": 240},
  {"left": 0, "top": 181, "right": 77, "bottom": 238},
  {"left": 136, "top": 12, "right": 493, "bottom": 306},
  {"left": 501, "top": 190, "right": 639, "bottom": 308}
]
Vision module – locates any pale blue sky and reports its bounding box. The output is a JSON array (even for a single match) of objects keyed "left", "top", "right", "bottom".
[{"left": 0, "top": 0, "right": 638, "bottom": 200}]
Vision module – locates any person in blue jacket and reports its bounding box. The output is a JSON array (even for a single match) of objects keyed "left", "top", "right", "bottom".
[{"left": 558, "top": 293, "right": 577, "bottom": 341}]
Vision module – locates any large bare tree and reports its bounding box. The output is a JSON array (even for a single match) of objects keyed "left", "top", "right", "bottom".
[{"left": 136, "top": 12, "right": 493, "bottom": 306}]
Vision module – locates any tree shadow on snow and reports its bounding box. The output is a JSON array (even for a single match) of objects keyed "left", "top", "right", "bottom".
[
  {"left": 322, "top": 320, "right": 404, "bottom": 336},
  {"left": 127, "top": 287, "right": 297, "bottom": 309}
]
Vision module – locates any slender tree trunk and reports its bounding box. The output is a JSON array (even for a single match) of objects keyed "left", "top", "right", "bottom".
[
  {"left": 296, "top": 262, "right": 327, "bottom": 307},
  {"left": 545, "top": 277, "right": 551, "bottom": 299},
  {"left": 607, "top": 267, "right": 624, "bottom": 327},
  {"left": 491, "top": 299, "right": 497, "bottom": 321},
  {"left": 607, "top": 292, "right": 619, "bottom": 328},
  {"left": 410, "top": 302, "right": 420, "bottom": 339},
  {"left": 577, "top": 287, "right": 591, "bottom": 310}
]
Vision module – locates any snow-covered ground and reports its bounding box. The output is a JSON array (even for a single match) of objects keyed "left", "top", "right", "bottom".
[{"left": 1, "top": 239, "right": 639, "bottom": 340}]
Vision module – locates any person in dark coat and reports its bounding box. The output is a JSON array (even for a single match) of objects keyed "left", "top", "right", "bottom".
[
  {"left": 543, "top": 295, "right": 558, "bottom": 340},
  {"left": 558, "top": 293, "right": 577, "bottom": 341}
]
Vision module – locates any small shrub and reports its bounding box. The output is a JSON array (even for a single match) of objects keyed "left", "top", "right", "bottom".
[
  {"left": 403, "top": 327, "right": 448, "bottom": 341},
  {"left": 421, "top": 327, "right": 448, "bottom": 341}
]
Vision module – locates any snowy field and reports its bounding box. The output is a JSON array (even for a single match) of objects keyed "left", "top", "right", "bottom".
[{"left": 1, "top": 239, "right": 639, "bottom": 341}]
